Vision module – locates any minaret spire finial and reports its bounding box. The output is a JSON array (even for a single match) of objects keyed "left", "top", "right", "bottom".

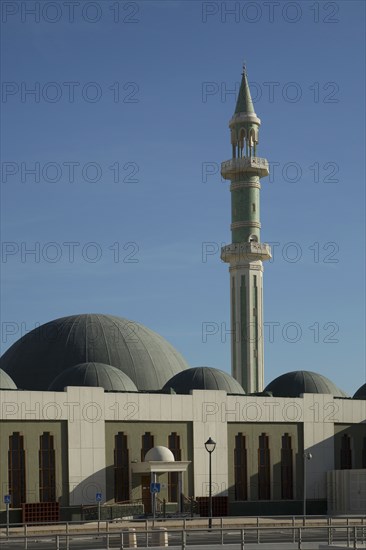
[{"left": 235, "top": 62, "right": 255, "bottom": 115}]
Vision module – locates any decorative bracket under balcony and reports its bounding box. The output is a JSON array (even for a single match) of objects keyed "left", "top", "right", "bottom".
[
  {"left": 221, "top": 242, "right": 272, "bottom": 264},
  {"left": 221, "top": 157, "right": 269, "bottom": 180}
]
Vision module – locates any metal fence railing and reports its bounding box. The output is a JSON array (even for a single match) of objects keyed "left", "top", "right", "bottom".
[
  {"left": 1, "top": 514, "right": 366, "bottom": 529},
  {"left": 0, "top": 522, "right": 366, "bottom": 550}
]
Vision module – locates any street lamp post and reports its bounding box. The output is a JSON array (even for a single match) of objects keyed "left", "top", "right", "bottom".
[
  {"left": 205, "top": 437, "right": 216, "bottom": 529},
  {"left": 303, "top": 452, "right": 312, "bottom": 518}
]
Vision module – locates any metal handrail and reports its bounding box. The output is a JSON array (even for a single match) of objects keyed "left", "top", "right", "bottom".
[
  {"left": 1, "top": 513, "right": 365, "bottom": 529},
  {"left": 1, "top": 524, "right": 365, "bottom": 550}
]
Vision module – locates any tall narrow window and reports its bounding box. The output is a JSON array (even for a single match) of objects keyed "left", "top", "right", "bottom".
[
  {"left": 114, "top": 432, "right": 130, "bottom": 502},
  {"left": 234, "top": 433, "right": 247, "bottom": 501},
  {"left": 258, "top": 433, "right": 270, "bottom": 500},
  {"left": 141, "top": 432, "right": 154, "bottom": 461},
  {"left": 362, "top": 437, "right": 366, "bottom": 469},
  {"left": 8, "top": 432, "right": 26, "bottom": 508},
  {"left": 281, "top": 433, "right": 293, "bottom": 500},
  {"left": 168, "top": 432, "right": 181, "bottom": 502},
  {"left": 39, "top": 432, "right": 56, "bottom": 502},
  {"left": 340, "top": 434, "right": 352, "bottom": 469}
]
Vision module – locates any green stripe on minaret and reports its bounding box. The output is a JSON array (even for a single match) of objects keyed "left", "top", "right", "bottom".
[
  {"left": 231, "top": 277, "right": 236, "bottom": 375},
  {"left": 240, "top": 275, "right": 247, "bottom": 389},
  {"left": 235, "top": 70, "right": 255, "bottom": 115},
  {"left": 253, "top": 276, "right": 258, "bottom": 391}
]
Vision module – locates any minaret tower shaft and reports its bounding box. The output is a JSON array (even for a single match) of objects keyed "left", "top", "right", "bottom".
[{"left": 221, "top": 67, "right": 271, "bottom": 394}]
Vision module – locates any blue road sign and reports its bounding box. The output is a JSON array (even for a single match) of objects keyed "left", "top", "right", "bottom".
[
  {"left": 150, "top": 483, "right": 161, "bottom": 494},
  {"left": 96, "top": 493, "right": 102, "bottom": 502},
  {"left": 4, "top": 495, "right": 11, "bottom": 504}
]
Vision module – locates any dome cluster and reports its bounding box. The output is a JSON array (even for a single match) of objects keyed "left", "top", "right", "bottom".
[
  {"left": 0, "top": 314, "right": 189, "bottom": 392},
  {"left": 0, "top": 313, "right": 247, "bottom": 395},
  {"left": 0, "top": 314, "right": 364, "bottom": 398}
]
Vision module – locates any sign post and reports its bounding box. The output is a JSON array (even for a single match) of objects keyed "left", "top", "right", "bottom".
[
  {"left": 96, "top": 492, "right": 102, "bottom": 522},
  {"left": 150, "top": 483, "right": 160, "bottom": 521},
  {"left": 4, "top": 495, "right": 11, "bottom": 537}
]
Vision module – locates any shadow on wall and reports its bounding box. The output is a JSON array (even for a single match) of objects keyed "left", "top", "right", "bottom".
[
  {"left": 69, "top": 465, "right": 111, "bottom": 506},
  {"left": 68, "top": 465, "right": 142, "bottom": 506},
  {"left": 68, "top": 423, "right": 365, "bottom": 510}
]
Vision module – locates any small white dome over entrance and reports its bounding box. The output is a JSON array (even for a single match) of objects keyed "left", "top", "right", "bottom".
[{"left": 144, "top": 446, "right": 175, "bottom": 462}]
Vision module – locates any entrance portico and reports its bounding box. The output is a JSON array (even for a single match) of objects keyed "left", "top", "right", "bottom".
[{"left": 131, "top": 446, "right": 190, "bottom": 513}]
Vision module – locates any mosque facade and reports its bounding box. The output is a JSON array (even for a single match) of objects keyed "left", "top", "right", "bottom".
[{"left": 0, "top": 69, "right": 365, "bottom": 521}]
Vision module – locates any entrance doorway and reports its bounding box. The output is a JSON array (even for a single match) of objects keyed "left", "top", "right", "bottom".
[{"left": 141, "top": 475, "right": 151, "bottom": 514}]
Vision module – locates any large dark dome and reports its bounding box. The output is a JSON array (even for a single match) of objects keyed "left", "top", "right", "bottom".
[
  {"left": 0, "top": 314, "right": 189, "bottom": 391},
  {"left": 353, "top": 383, "right": 366, "bottom": 399},
  {"left": 48, "top": 362, "right": 138, "bottom": 392},
  {"left": 162, "top": 366, "right": 245, "bottom": 394},
  {"left": 265, "top": 370, "right": 347, "bottom": 398}
]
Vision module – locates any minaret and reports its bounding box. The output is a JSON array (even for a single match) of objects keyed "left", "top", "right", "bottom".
[{"left": 221, "top": 66, "right": 271, "bottom": 394}]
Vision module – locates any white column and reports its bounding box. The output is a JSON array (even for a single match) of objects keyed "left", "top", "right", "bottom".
[
  {"left": 66, "top": 387, "right": 106, "bottom": 505},
  {"left": 192, "top": 390, "right": 229, "bottom": 498},
  {"left": 178, "top": 472, "right": 182, "bottom": 512},
  {"left": 230, "top": 261, "right": 264, "bottom": 393},
  {"left": 302, "top": 394, "right": 335, "bottom": 500}
]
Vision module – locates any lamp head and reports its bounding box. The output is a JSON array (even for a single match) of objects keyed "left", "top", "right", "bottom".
[{"left": 205, "top": 437, "right": 216, "bottom": 453}]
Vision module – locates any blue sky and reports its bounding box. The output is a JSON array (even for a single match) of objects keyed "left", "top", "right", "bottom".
[{"left": 1, "top": 0, "right": 365, "bottom": 395}]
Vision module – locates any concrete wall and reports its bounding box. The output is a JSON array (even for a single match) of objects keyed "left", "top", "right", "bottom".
[
  {"left": 334, "top": 423, "right": 366, "bottom": 469},
  {"left": 0, "top": 420, "right": 68, "bottom": 506},
  {"left": 227, "top": 422, "right": 302, "bottom": 501},
  {"left": 0, "top": 387, "right": 365, "bottom": 510},
  {"left": 327, "top": 469, "right": 366, "bottom": 514}
]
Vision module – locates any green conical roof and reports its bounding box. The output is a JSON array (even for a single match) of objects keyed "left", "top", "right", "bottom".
[{"left": 235, "top": 69, "right": 255, "bottom": 115}]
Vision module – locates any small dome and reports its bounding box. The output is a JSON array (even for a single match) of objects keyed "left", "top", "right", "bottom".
[
  {"left": 0, "top": 368, "right": 17, "bottom": 390},
  {"left": 0, "top": 313, "right": 189, "bottom": 391},
  {"left": 48, "top": 362, "right": 138, "bottom": 392},
  {"left": 162, "top": 366, "right": 245, "bottom": 395},
  {"left": 145, "top": 446, "right": 175, "bottom": 462},
  {"left": 265, "top": 370, "right": 347, "bottom": 398},
  {"left": 353, "top": 383, "right": 366, "bottom": 399}
]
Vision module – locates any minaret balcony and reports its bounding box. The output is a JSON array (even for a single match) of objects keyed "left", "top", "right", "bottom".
[
  {"left": 221, "top": 157, "right": 269, "bottom": 180},
  {"left": 221, "top": 242, "right": 272, "bottom": 264}
]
